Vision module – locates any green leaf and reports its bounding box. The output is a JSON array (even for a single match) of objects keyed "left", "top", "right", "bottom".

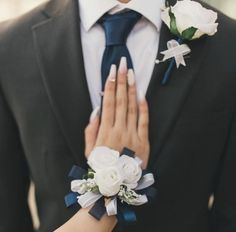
[
  {"left": 83, "top": 168, "right": 95, "bottom": 179},
  {"left": 87, "top": 169, "right": 95, "bottom": 179},
  {"left": 169, "top": 9, "right": 180, "bottom": 37},
  {"left": 91, "top": 186, "right": 99, "bottom": 193},
  {"left": 87, "top": 172, "right": 94, "bottom": 179},
  {"left": 181, "top": 27, "right": 198, "bottom": 40}
]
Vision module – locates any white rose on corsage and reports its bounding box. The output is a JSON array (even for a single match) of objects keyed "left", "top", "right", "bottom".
[
  {"left": 95, "top": 167, "right": 123, "bottom": 197},
  {"left": 161, "top": 0, "right": 218, "bottom": 40},
  {"left": 87, "top": 146, "right": 119, "bottom": 172},
  {"left": 118, "top": 155, "right": 142, "bottom": 189}
]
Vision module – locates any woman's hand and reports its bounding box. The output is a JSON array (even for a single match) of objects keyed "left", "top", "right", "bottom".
[
  {"left": 56, "top": 58, "right": 150, "bottom": 232},
  {"left": 85, "top": 57, "right": 150, "bottom": 168}
]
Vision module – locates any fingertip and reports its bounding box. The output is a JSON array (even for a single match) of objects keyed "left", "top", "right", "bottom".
[
  {"left": 128, "top": 69, "right": 135, "bottom": 86},
  {"left": 90, "top": 106, "right": 100, "bottom": 123},
  {"left": 108, "top": 64, "right": 117, "bottom": 82},
  {"left": 118, "top": 57, "right": 128, "bottom": 75},
  {"left": 138, "top": 96, "right": 149, "bottom": 122},
  {"left": 117, "top": 57, "right": 128, "bottom": 86},
  {"left": 104, "top": 65, "right": 117, "bottom": 93},
  {"left": 90, "top": 115, "right": 100, "bottom": 127}
]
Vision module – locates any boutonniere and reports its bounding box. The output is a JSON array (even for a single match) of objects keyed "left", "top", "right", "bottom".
[{"left": 156, "top": 0, "right": 219, "bottom": 85}]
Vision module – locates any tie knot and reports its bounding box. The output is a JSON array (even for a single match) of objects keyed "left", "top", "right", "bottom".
[{"left": 99, "top": 10, "right": 142, "bottom": 46}]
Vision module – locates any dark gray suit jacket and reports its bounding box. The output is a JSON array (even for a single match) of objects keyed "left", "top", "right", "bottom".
[{"left": 0, "top": 0, "right": 236, "bottom": 231}]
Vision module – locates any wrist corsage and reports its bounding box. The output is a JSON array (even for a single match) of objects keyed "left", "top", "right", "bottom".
[{"left": 64, "top": 147, "right": 156, "bottom": 225}]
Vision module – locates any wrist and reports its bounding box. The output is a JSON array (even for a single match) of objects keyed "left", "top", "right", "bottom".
[{"left": 76, "top": 208, "right": 117, "bottom": 232}]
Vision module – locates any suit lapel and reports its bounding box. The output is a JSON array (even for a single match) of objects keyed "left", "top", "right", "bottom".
[
  {"left": 146, "top": 22, "right": 209, "bottom": 170},
  {"left": 32, "top": 0, "right": 92, "bottom": 164}
]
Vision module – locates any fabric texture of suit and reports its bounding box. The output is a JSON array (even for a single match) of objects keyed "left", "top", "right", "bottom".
[{"left": 0, "top": 0, "right": 236, "bottom": 231}]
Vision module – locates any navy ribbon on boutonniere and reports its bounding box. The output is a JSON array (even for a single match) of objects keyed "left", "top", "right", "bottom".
[{"left": 158, "top": 37, "right": 191, "bottom": 85}]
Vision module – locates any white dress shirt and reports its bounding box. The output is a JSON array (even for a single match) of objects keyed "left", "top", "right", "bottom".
[{"left": 78, "top": 0, "right": 165, "bottom": 108}]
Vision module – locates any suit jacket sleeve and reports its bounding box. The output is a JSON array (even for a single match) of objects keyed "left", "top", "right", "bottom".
[
  {"left": 0, "top": 85, "right": 34, "bottom": 232},
  {"left": 210, "top": 113, "right": 236, "bottom": 231}
]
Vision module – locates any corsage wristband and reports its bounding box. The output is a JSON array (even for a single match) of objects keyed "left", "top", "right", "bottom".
[{"left": 64, "top": 146, "right": 157, "bottom": 226}]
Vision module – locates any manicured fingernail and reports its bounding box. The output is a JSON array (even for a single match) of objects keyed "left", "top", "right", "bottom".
[
  {"left": 128, "top": 69, "right": 135, "bottom": 86},
  {"left": 108, "top": 64, "right": 116, "bottom": 82},
  {"left": 119, "top": 57, "right": 127, "bottom": 74},
  {"left": 138, "top": 90, "right": 145, "bottom": 102},
  {"left": 90, "top": 106, "right": 100, "bottom": 123}
]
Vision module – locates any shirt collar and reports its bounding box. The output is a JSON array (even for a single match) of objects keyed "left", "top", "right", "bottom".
[{"left": 78, "top": 0, "right": 165, "bottom": 32}]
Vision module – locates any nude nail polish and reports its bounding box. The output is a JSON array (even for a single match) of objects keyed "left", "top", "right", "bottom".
[
  {"left": 138, "top": 90, "right": 145, "bottom": 103},
  {"left": 90, "top": 106, "right": 100, "bottom": 123},
  {"left": 119, "top": 57, "right": 127, "bottom": 74},
  {"left": 108, "top": 64, "right": 117, "bottom": 82},
  {"left": 128, "top": 69, "right": 135, "bottom": 86}
]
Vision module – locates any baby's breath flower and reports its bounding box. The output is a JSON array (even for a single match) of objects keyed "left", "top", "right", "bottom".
[{"left": 118, "top": 185, "right": 139, "bottom": 205}]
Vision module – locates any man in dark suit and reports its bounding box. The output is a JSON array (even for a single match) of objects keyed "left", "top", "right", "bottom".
[{"left": 0, "top": 0, "right": 236, "bottom": 231}]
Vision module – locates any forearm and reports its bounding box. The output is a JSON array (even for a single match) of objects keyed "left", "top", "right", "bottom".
[{"left": 55, "top": 208, "right": 117, "bottom": 232}]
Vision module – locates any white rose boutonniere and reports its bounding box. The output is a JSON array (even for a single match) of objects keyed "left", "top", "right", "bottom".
[
  {"left": 157, "top": 0, "right": 218, "bottom": 85},
  {"left": 161, "top": 0, "right": 218, "bottom": 40}
]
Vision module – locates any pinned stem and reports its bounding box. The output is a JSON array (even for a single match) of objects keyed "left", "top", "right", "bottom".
[{"left": 161, "top": 37, "right": 183, "bottom": 85}]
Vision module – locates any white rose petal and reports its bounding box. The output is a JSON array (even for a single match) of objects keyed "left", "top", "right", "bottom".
[
  {"left": 118, "top": 155, "right": 142, "bottom": 189},
  {"left": 95, "top": 167, "right": 123, "bottom": 197},
  {"left": 161, "top": 0, "right": 218, "bottom": 39},
  {"left": 88, "top": 146, "right": 120, "bottom": 172}
]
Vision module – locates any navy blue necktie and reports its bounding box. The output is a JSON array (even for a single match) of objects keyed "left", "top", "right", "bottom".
[{"left": 99, "top": 10, "right": 142, "bottom": 90}]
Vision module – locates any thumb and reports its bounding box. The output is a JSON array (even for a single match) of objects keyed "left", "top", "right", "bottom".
[{"left": 84, "top": 107, "right": 100, "bottom": 158}]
